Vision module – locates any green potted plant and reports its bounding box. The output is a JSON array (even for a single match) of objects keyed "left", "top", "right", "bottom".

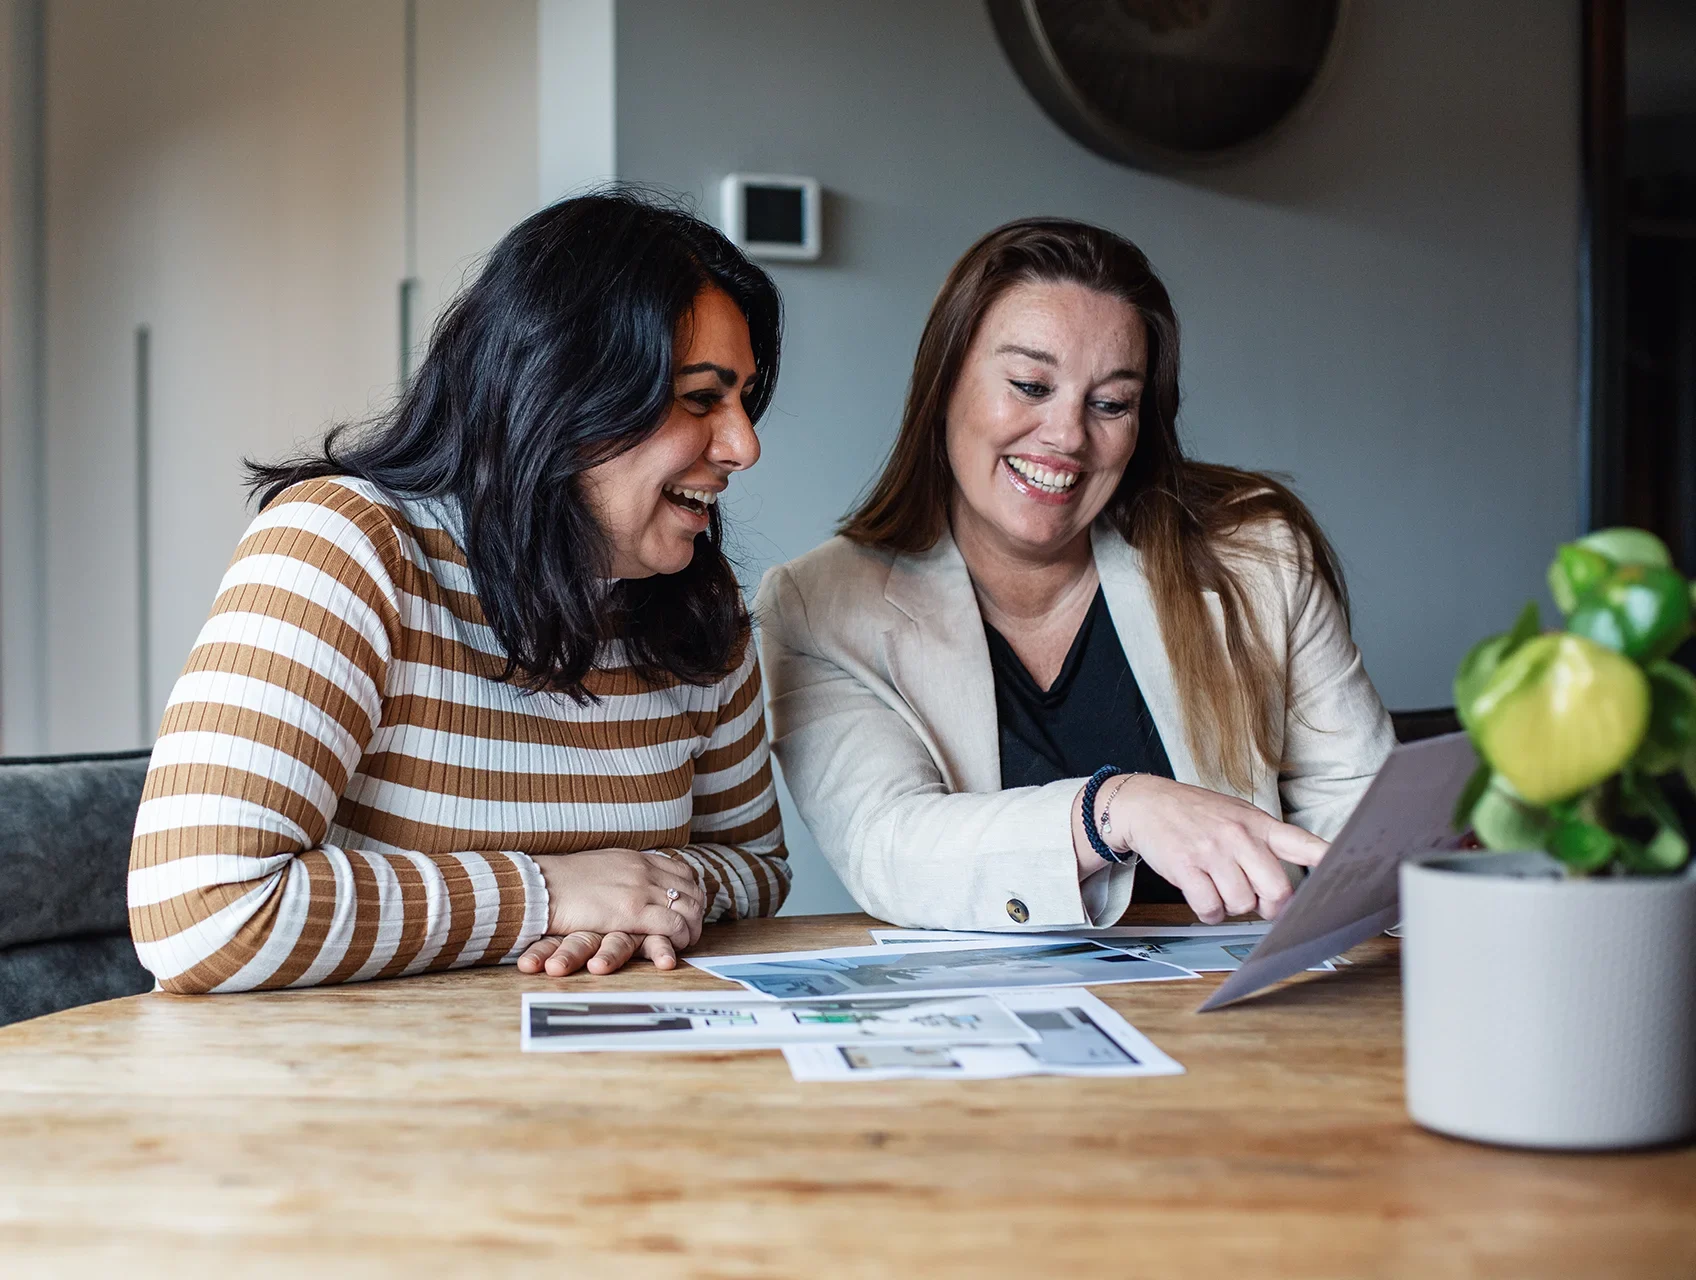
[{"left": 1400, "top": 528, "right": 1696, "bottom": 1150}]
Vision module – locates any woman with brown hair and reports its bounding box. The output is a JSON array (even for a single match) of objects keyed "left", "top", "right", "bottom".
[{"left": 756, "top": 217, "right": 1392, "bottom": 929}]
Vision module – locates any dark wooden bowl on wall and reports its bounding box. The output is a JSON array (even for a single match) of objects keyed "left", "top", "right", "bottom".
[{"left": 987, "top": 0, "right": 1346, "bottom": 172}]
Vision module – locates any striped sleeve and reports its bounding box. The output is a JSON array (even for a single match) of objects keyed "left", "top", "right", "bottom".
[
  {"left": 126, "top": 481, "right": 548, "bottom": 994},
  {"left": 660, "top": 642, "right": 791, "bottom": 920}
]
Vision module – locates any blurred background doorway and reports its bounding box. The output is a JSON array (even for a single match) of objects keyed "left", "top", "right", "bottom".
[{"left": 1587, "top": 0, "right": 1696, "bottom": 573}]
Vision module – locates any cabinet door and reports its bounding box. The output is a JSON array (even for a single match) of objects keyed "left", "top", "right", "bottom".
[
  {"left": 414, "top": 0, "right": 540, "bottom": 349},
  {"left": 45, "top": 0, "right": 405, "bottom": 749}
]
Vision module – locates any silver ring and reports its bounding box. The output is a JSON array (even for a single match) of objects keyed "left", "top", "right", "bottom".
[{"left": 666, "top": 887, "right": 680, "bottom": 903}]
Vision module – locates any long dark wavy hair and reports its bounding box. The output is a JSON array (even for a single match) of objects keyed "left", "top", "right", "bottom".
[
  {"left": 248, "top": 188, "right": 782, "bottom": 700},
  {"left": 841, "top": 217, "right": 1346, "bottom": 792}
]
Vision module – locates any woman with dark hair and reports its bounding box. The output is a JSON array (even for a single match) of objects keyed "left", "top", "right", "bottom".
[
  {"left": 129, "top": 191, "right": 790, "bottom": 993},
  {"left": 757, "top": 217, "right": 1392, "bottom": 930}
]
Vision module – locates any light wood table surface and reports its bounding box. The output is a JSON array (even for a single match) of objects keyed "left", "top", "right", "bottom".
[{"left": 2, "top": 908, "right": 1693, "bottom": 1278}]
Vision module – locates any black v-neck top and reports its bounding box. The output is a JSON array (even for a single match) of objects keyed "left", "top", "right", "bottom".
[{"left": 984, "top": 587, "right": 1185, "bottom": 903}]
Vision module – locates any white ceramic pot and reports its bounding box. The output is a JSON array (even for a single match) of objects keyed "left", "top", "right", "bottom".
[{"left": 1400, "top": 851, "right": 1696, "bottom": 1150}]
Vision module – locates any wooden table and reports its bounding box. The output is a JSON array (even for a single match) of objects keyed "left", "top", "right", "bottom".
[{"left": 1, "top": 910, "right": 1692, "bottom": 1278}]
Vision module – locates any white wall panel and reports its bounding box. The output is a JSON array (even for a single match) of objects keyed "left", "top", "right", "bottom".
[
  {"left": 538, "top": 0, "right": 614, "bottom": 205},
  {"left": 413, "top": 0, "right": 540, "bottom": 353},
  {"left": 44, "top": 0, "right": 405, "bottom": 749}
]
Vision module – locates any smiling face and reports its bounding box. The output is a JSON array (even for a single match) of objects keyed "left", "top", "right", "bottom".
[
  {"left": 579, "top": 286, "right": 761, "bottom": 579},
  {"left": 944, "top": 280, "right": 1147, "bottom": 565}
]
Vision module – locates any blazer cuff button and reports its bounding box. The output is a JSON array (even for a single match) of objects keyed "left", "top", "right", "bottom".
[{"left": 1005, "top": 898, "right": 1029, "bottom": 923}]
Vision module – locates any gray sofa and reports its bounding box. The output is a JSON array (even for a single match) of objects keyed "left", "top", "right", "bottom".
[{"left": 0, "top": 749, "right": 155, "bottom": 1028}]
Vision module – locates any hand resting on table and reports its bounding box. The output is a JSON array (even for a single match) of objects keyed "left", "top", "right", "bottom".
[{"left": 518, "top": 848, "right": 705, "bottom": 976}]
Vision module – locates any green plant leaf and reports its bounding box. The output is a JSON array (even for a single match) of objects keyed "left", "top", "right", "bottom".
[
  {"left": 1566, "top": 564, "right": 1694, "bottom": 662},
  {"left": 1621, "top": 767, "right": 1676, "bottom": 824},
  {"left": 1505, "top": 600, "right": 1542, "bottom": 651},
  {"left": 1635, "top": 660, "right": 1696, "bottom": 775},
  {"left": 1614, "top": 835, "right": 1652, "bottom": 874},
  {"left": 1453, "top": 604, "right": 1544, "bottom": 735},
  {"left": 1451, "top": 760, "right": 1492, "bottom": 832},
  {"left": 1469, "top": 775, "right": 1552, "bottom": 851},
  {"left": 1618, "top": 770, "right": 1692, "bottom": 873},
  {"left": 1454, "top": 634, "right": 1509, "bottom": 735},
  {"left": 1470, "top": 634, "right": 1650, "bottom": 803},
  {"left": 1549, "top": 545, "right": 1612, "bottom": 615},
  {"left": 1616, "top": 829, "right": 1690, "bottom": 874},
  {"left": 1545, "top": 817, "right": 1616, "bottom": 873},
  {"left": 1644, "top": 824, "right": 1690, "bottom": 872},
  {"left": 1547, "top": 784, "right": 1610, "bottom": 832},
  {"left": 1576, "top": 527, "right": 1673, "bottom": 568}
]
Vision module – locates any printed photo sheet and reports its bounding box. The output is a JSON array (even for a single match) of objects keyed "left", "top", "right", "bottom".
[
  {"left": 687, "top": 937, "right": 1196, "bottom": 1001},
  {"left": 521, "top": 990, "right": 1039, "bottom": 1052},
  {"left": 868, "top": 925, "right": 1337, "bottom": 973},
  {"left": 782, "top": 989, "right": 1185, "bottom": 1082}
]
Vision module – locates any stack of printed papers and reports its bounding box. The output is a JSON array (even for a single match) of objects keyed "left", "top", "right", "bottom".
[
  {"left": 685, "top": 936, "right": 1197, "bottom": 997},
  {"left": 521, "top": 986, "right": 1181, "bottom": 1082},
  {"left": 519, "top": 925, "right": 1355, "bottom": 1078},
  {"left": 866, "top": 923, "right": 1341, "bottom": 973},
  {"left": 520, "top": 930, "right": 1333, "bottom": 1081}
]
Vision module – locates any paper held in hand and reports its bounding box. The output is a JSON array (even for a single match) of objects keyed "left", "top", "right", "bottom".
[{"left": 1197, "top": 731, "right": 1478, "bottom": 1011}]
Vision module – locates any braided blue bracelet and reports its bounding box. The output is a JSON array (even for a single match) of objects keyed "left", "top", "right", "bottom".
[{"left": 1081, "top": 765, "right": 1132, "bottom": 865}]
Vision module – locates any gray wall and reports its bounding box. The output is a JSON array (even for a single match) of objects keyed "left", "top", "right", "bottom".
[
  {"left": 0, "top": 0, "right": 47, "bottom": 753},
  {"left": 618, "top": 0, "right": 1583, "bottom": 915}
]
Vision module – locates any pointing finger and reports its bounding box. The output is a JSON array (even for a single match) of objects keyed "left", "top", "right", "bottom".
[{"left": 1267, "top": 822, "right": 1329, "bottom": 867}]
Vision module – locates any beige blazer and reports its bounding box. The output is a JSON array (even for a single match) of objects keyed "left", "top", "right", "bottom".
[{"left": 754, "top": 521, "right": 1395, "bottom": 930}]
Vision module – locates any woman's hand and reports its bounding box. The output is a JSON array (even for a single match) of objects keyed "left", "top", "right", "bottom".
[
  {"left": 1083, "top": 775, "right": 1328, "bottom": 924},
  {"left": 518, "top": 930, "right": 684, "bottom": 977},
  {"left": 518, "top": 849, "right": 705, "bottom": 975}
]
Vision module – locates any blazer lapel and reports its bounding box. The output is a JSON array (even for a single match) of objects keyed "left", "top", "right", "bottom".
[
  {"left": 1090, "top": 523, "right": 1214, "bottom": 793},
  {"left": 881, "top": 532, "right": 1003, "bottom": 793},
  {"left": 880, "top": 524, "right": 1263, "bottom": 804}
]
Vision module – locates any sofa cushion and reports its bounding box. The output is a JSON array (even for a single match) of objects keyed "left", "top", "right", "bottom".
[
  {"left": 0, "top": 934, "right": 154, "bottom": 1027},
  {"left": 0, "top": 750, "right": 152, "bottom": 951}
]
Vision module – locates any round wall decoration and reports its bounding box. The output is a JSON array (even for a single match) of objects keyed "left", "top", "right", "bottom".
[{"left": 987, "top": 0, "right": 1345, "bottom": 171}]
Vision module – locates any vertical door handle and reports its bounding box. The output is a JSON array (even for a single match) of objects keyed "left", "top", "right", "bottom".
[
  {"left": 399, "top": 278, "right": 421, "bottom": 385},
  {"left": 135, "top": 324, "right": 152, "bottom": 743}
]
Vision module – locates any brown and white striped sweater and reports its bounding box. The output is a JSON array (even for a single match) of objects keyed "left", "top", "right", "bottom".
[{"left": 128, "top": 476, "right": 789, "bottom": 994}]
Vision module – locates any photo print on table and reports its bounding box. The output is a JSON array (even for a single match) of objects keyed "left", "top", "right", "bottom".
[
  {"left": 691, "top": 938, "right": 1195, "bottom": 1000},
  {"left": 869, "top": 926, "right": 1337, "bottom": 973},
  {"left": 520, "top": 991, "right": 1039, "bottom": 1052},
  {"left": 782, "top": 989, "right": 1186, "bottom": 1081}
]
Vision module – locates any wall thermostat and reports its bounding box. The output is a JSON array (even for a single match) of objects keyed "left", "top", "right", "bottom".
[{"left": 720, "top": 173, "right": 821, "bottom": 261}]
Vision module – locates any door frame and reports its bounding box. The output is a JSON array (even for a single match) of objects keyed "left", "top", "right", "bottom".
[{"left": 1580, "top": 0, "right": 1627, "bottom": 532}]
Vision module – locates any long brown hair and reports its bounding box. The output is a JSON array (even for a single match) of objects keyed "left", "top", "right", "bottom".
[{"left": 840, "top": 217, "right": 1348, "bottom": 792}]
